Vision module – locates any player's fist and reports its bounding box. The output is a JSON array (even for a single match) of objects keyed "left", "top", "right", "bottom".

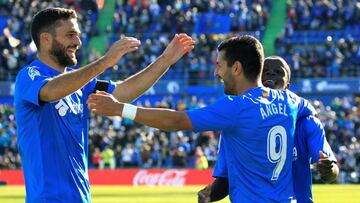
[
  {"left": 88, "top": 91, "right": 122, "bottom": 116},
  {"left": 162, "top": 33, "right": 195, "bottom": 66},
  {"left": 102, "top": 36, "right": 141, "bottom": 68},
  {"left": 317, "top": 151, "right": 338, "bottom": 183},
  {"left": 198, "top": 184, "right": 211, "bottom": 203}
]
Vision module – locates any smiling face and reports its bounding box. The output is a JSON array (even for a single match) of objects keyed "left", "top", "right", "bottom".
[
  {"left": 48, "top": 18, "right": 81, "bottom": 67},
  {"left": 214, "top": 50, "right": 237, "bottom": 95},
  {"left": 262, "top": 57, "right": 291, "bottom": 90}
]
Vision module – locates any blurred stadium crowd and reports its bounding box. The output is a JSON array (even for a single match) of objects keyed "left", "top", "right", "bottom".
[
  {"left": 276, "top": 0, "right": 360, "bottom": 78},
  {"left": 0, "top": 0, "right": 271, "bottom": 83},
  {"left": 1, "top": 0, "right": 360, "bottom": 83},
  {"left": 0, "top": 0, "right": 359, "bottom": 184}
]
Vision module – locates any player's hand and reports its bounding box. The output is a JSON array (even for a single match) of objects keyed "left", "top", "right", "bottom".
[
  {"left": 102, "top": 36, "right": 141, "bottom": 68},
  {"left": 198, "top": 184, "right": 211, "bottom": 203},
  {"left": 318, "top": 151, "right": 338, "bottom": 182},
  {"left": 87, "top": 91, "right": 122, "bottom": 116},
  {"left": 161, "top": 33, "right": 195, "bottom": 66}
]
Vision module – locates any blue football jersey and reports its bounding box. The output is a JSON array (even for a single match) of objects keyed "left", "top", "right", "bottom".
[
  {"left": 15, "top": 60, "right": 116, "bottom": 203},
  {"left": 187, "top": 86, "right": 315, "bottom": 203},
  {"left": 213, "top": 135, "right": 228, "bottom": 178},
  {"left": 293, "top": 115, "right": 336, "bottom": 203},
  {"left": 213, "top": 115, "right": 336, "bottom": 203}
]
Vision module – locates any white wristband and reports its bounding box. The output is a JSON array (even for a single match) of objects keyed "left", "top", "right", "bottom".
[{"left": 121, "top": 103, "right": 137, "bottom": 120}]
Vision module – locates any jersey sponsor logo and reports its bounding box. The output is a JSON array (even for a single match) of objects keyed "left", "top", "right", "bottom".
[
  {"left": 28, "top": 66, "right": 40, "bottom": 80},
  {"left": 54, "top": 94, "right": 83, "bottom": 117},
  {"left": 55, "top": 99, "right": 69, "bottom": 116},
  {"left": 133, "top": 169, "right": 187, "bottom": 186}
]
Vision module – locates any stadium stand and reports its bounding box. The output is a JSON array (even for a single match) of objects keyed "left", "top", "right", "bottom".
[
  {"left": 103, "top": 0, "right": 271, "bottom": 83},
  {"left": 275, "top": 0, "right": 360, "bottom": 79}
]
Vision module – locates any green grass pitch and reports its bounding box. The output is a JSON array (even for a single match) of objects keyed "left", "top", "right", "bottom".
[{"left": 0, "top": 184, "right": 359, "bottom": 202}]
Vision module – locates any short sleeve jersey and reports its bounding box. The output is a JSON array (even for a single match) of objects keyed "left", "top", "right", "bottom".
[
  {"left": 213, "top": 115, "right": 336, "bottom": 203},
  {"left": 186, "top": 86, "right": 315, "bottom": 203},
  {"left": 14, "top": 60, "right": 116, "bottom": 203}
]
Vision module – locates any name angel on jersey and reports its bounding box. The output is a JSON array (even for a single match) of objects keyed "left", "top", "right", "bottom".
[{"left": 260, "top": 102, "right": 288, "bottom": 120}]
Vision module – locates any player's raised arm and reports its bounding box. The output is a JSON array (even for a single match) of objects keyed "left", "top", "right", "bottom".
[
  {"left": 87, "top": 91, "right": 193, "bottom": 131},
  {"left": 39, "top": 37, "right": 140, "bottom": 102},
  {"left": 111, "top": 33, "right": 195, "bottom": 103}
]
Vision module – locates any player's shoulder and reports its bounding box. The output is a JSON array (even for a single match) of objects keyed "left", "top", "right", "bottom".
[
  {"left": 297, "top": 115, "right": 323, "bottom": 136},
  {"left": 216, "top": 95, "right": 239, "bottom": 105},
  {"left": 301, "top": 115, "right": 322, "bottom": 127},
  {"left": 284, "top": 89, "right": 315, "bottom": 109},
  {"left": 283, "top": 89, "right": 302, "bottom": 102},
  {"left": 16, "top": 66, "right": 39, "bottom": 83},
  {"left": 238, "top": 87, "right": 283, "bottom": 111},
  {"left": 16, "top": 60, "right": 44, "bottom": 81}
]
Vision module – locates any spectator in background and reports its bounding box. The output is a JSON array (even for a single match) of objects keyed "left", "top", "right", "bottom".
[
  {"left": 100, "top": 145, "right": 115, "bottom": 169},
  {"left": 195, "top": 146, "right": 208, "bottom": 170},
  {"left": 172, "top": 146, "right": 187, "bottom": 168},
  {"left": 122, "top": 143, "right": 136, "bottom": 167},
  {"left": 140, "top": 144, "right": 152, "bottom": 168},
  {"left": 92, "top": 147, "right": 102, "bottom": 169}
]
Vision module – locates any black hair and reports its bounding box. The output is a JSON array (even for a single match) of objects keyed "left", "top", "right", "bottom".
[
  {"left": 217, "top": 35, "right": 264, "bottom": 82},
  {"left": 30, "top": 7, "right": 77, "bottom": 50}
]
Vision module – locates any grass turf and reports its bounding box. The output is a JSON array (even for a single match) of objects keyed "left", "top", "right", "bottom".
[{"left": 0, "top": 184, "right": 359, "bottom": 202}]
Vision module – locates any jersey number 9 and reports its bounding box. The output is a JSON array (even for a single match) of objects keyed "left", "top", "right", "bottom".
[{"left": 267, "top": 125, "right": 287, "bottom": 180}]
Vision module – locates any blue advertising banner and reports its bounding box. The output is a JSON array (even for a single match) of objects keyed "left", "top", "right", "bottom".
[
  {"left": 1, "top": 79, "right": 359, "bottom": 106},
  {"left": 295, "top": 78, "right": 360, "bottom": 94},
  {"left": 143, "top": 80, "right": 186, "bottom": 96}
]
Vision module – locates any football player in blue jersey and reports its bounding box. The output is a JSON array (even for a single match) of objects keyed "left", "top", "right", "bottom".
[
  {"left": 15, "top": 7, "right": 195, "bottom": 203},
  {"left": 88, "top": 36, "right": 317, "bottom": 202},
  {"left": 197, "top": 56, "right": 339, "bottom": 203}
]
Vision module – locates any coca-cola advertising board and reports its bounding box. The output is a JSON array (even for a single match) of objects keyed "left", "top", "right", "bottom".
[{"left": 0, "top": 169, "right": 214, "bottom": 185}]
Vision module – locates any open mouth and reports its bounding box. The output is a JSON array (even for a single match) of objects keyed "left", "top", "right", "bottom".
[
  {"left": 67, "top": 49, "right": 76, "bottom": 56},
  {"left": 67, "top": 46, "right": 77, "bottom": 53},
  {"left": 263, "top": 79, "right": 275, "bottom": 87}
]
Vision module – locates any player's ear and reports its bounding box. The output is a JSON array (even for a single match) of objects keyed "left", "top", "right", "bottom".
[
  {"left": 40, "top": 32, "right": 52, "bottom": 50},
  {"left": 232, "top": 61, "right": 243, "bottom": 76}
]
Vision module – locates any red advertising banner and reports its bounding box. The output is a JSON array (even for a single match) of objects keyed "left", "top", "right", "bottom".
[{"left": 0, "top": 169, "right": 214, "bottom": 186}]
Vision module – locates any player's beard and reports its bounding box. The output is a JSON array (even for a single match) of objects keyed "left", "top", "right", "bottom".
[{"left": 49, "top": 38, "right": 77, "bottom": 67}]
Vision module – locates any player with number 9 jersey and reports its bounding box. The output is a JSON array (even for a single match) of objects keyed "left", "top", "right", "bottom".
[{"left": 186, "top": 86, "right": 316, "bottom": 202}]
